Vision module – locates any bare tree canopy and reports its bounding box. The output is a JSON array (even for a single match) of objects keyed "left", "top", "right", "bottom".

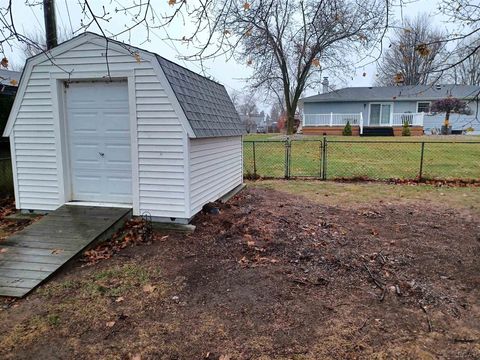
[
  {"left": 0, "top": 0, "right": 390, "bottom": 135},
  {"left": 433, "top": 0, "right": 480, "bottom": 74},
  {"left": 448, "top": 37, "right": 480, "bottom": 85},
  {"left": 376, "top": 14, "right": 445, "bottom": 86},
  {"left": 229, "top": 0, "right": 389, "bottom": 133}
]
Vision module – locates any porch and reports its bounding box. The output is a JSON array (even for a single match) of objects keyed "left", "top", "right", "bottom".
[{"left": 302, "top": 112, "right": 425, "bottom": 136}]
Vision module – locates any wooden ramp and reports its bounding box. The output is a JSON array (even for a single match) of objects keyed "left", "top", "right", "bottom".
[{"left": 0, "top": 205, "right": 131, "bottom": 297}]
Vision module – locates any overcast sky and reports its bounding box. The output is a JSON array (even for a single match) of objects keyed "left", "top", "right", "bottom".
[{"left": 5, "top": 0, "right": 452, "bottom": 108}]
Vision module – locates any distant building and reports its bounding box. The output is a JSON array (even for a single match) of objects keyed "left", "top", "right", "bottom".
[
  {"left": 300, "top": 83, "right": 480, "bottom": 136},
  {"left": 0, "top": 69, "right": 21, "bottom": 142},
  {"left": 239, "top": 113, "right": 265, "bottom": 133}
]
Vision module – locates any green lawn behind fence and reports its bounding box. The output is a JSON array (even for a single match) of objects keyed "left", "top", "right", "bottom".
[{"left": 244, "top": 135, "right": 480, "bottom": 180}]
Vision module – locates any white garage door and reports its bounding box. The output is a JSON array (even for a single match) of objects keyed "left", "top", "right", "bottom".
[{"left": 66, "top": 81, "right": 132, "bottom": 204}]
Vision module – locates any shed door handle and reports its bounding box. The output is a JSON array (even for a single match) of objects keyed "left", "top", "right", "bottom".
[{"left": 99, "top": 152, "right": 105, "bottom": 157}]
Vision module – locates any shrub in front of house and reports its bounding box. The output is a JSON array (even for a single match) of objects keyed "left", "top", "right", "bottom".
[
  {"left": 402, "top": 120, "right": 411, "bottom": 136},
  {"left": 342, "top": 121, "right": 352, "bottom": 136}
]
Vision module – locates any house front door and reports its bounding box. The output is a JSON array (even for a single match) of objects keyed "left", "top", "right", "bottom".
[{"left": 369, "top": 103, "right": 392, "bottom": 126}]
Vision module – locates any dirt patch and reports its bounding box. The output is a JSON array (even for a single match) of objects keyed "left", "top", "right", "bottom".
[
  {"left": 0, "top": 198, "right": 40, "bottom": 240},
  {"left": 0, "top": 187, "right": 479, "bottom": 359}
]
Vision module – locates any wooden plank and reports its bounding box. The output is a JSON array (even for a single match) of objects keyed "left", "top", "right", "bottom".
[
  {"left": 20, "top": 227, "right": 104, "bottom": 239},
  {"left": 0, "top": 277, "right": 42, "bottom": 289},
  {"left": 0, "top": 253, "right": 71, "bottom": 265},
  {"left": 0, "top": 246, "right": 76, "bottom": 257},
  {"left": 0, "top": 286, "right": 30, "bottom": 297},
  {"left": 5, "top": 234, "right": 84, "bottom": 243},
  {"left": 0, "top": 261, "right": 60, "bottom": 272},
  {"left": 0, "top": 268, "right": 50, "bottom": 280},
  {"left": 0, "top": 240, "right": 83, "bottom": 252}
]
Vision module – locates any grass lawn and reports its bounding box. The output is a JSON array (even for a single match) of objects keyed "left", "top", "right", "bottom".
[
  {"left": 243, "top": 134, "right": 480, "bottom": 180},
  {"left": 1, "top": 181, "right": 479, "bottom": 359},
  {"left": 252, "top": 179, "right": 480, "bottom": 215}
]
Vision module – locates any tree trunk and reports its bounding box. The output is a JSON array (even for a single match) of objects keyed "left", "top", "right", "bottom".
[
  {"left": 441, "top": 110, "right": 451, "bottom": 135},
  {"left": 286, "top": 111, "right": 295, "bottom": 135}
]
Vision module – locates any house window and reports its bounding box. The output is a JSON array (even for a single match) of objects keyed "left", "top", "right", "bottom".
[{"left": 417, "top": 102, "right": 430, "bottom": 113}]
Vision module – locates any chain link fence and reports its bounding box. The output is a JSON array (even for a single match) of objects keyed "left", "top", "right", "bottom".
[{"left": 244, "top": 139, "right": 480, "bottom": 181}]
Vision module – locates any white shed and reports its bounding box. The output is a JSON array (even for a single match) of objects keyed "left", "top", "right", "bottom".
[{"left": 3, "top": 32, "right": 245, "bottom": 223}]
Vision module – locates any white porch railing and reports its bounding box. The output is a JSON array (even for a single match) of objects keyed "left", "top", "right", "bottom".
[
  {"left": 303, "top": 113, "right": 364, "bottom": 134},
  {"left": 391, "top": 113, "right": 424, "bottom": 126}
]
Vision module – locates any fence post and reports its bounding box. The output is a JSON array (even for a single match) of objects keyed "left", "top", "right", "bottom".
[
  {"left": 321, "top": 137, "right": 327, "bottom": 180},
  {"left": 252, "top": 141, "right": 257, "bottom": 178},
  {"left": 359, "top": 113, "right": 364, "bottom": 135},
  {"left": 419, "top": 142, "right": 425, "bottom": 180},
  {"left": 285, "top": 139, "right": 291, "bottom": 179},
  {"left": 329, "top": 112, "right": 333, "bottom": 127}
]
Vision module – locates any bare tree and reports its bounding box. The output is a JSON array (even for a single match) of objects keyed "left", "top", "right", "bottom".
[
  {"left": 376, "top": 14, "right": 445, "bottom": 86},
  {"left": 448, "top": 37, "right": 480, "bottom": 85},
  {"left": 0, "top": 0, "right": 390, "bottom": 135},
  {"left": 231, "top": 1, "right": 388, "bottom": 134},
  {"left": 427, "top": 0, "right": 480, "bottom": 76},
  {"left": 16, "top": 27, "right": 72, "bottom": 69},
  {"left": 237, "top": 94, "right": 261, "bottom": 133}
]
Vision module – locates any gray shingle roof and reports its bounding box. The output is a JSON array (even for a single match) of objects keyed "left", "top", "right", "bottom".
[
  {"left": 156, "top": 56, "right": 244, "bottom": 138},
  {"left": 300, "top": 85, "right": 480, "bottom": 103}
]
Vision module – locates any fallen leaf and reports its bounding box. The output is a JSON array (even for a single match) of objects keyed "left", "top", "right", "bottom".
[
  {"left": 9, "top": 79, "right": 18, "bottom": 86},
  {"left": 143, "top": 284, "right": 156, "bottom": 293},
  {"left": 131, "top": 355, "right": 141, "bottom": 360},
  {"left": 115, "top": 296, "right": 125, "bottom": 303},
  {"left": 51, "top": 248, "right": 64, "bottom": 255},
  {"left": 106, "top": 321, "right": 116, "bottom": 328},
  {"left": 0, "top": 248, "right": 8, "bottom": 254}
]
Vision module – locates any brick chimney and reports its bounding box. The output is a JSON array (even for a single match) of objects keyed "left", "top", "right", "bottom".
[{"left": 322, "top": 77, "right": 329, "bottom": 94}]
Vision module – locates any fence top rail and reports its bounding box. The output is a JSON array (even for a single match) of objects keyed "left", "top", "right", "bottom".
[
  {"left": 243, "top": 140, "right": 287, "bottom": 143},
  {"left": 244, "top": 139, "right": 480, "bottom": 144},
  {"left": 326, "top": 140, "right": 480, "bottom": 144},
  {"left": 304, "top": 113, "right": 361, "bottom": 116}
]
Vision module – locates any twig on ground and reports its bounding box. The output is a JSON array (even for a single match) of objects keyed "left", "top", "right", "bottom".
[
  {"left": 358, "top": 319, "right": 368, "bottom": 331},
  {"left": 377, "top": 251, "right": 387, "bottom": 265},
  {"left": 395, "top": 284, "right": 402, "bottom": 296},
  {"left": 421, "top": 305, "right": 433, "bottom": 332},
  {"left": 364, "top": 264, "right": 386, "bottom": 301},
  {"left": 453, "top": 338, "right": 476, "bottom": 343}
]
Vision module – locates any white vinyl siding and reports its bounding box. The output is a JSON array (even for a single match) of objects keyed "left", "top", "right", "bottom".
[
  {"left": 10, "top": 41, "right": 188, "bottom": 217},
  {"left": 189, "top": 136, "right": 243, "bottom": 216}
]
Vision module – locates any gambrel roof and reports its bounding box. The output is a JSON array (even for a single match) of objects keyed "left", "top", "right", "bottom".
[
  {"left": 157, "top": 56, "right": 243, "bottom": 137},
  {"left": 4, "top": 32, "right": 244, "bottom": 138}
]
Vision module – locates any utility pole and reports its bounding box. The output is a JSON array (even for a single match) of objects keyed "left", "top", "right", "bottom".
[{"left": 43, "top": 0, "right": 58, "bottom": 49}]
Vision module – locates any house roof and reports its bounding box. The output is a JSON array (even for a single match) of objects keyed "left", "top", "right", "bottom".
[
  {"left": 0, "top": 69, "right": 21, "bottom": 87},
  {"left": 157, "top": 56, "right": 244, "bottom": 137},
  {"left": 300, "top": 85, "right": 480, "bottom": 103}
]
